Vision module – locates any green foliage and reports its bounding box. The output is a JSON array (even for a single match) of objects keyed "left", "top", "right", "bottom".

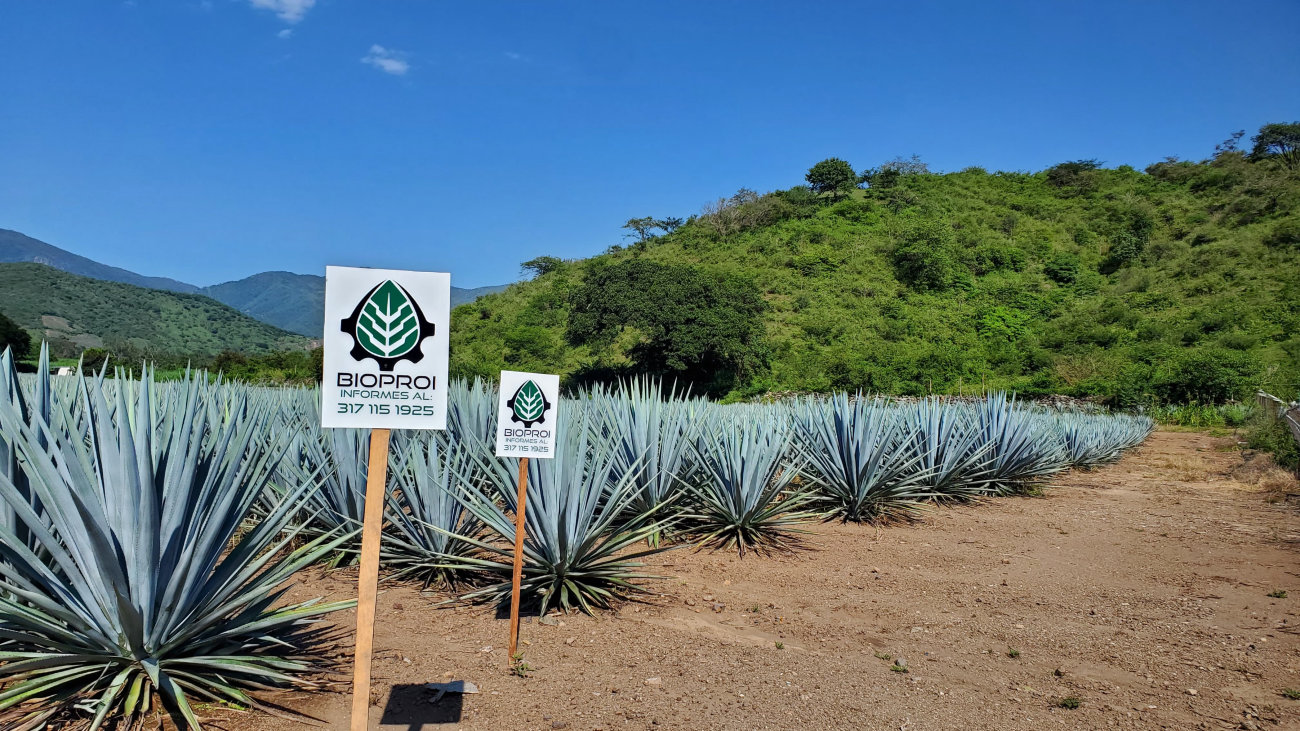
[
  {"left": 0, "top": 263, "right": 310, "bottom": 358},
  {"left": 805, "top": 157, "right": 858, "bottom": 200},
  {"left": 1249, "top": 122, "right": 1300, "bottom": 169},
  {"left": 1044, "top": 252, "right": 1080, "bottom": 284},
  {"left": 450, "top": 127, "right": 1300, "bottom": 404},
  {"left": 1153, "top": 348, "right": 1259, "bottom": 404},
  {"left": 1045, "top": 159, "right": 1102, "bottom": 194},
  {"left": 0, "top": 311, "right": 31, "bottom": 360},
  {"left": 521, "top": 255, "right": 565, "bottom": 278},
  {"left": 1247, "top": 416, "right": 1300, "bottom": 472},
  {"left": 892, "top": 219, "right": 962, "bottom": 291},
  {"left": 566, "top": 259, "right": 770, "bottom": 395}
]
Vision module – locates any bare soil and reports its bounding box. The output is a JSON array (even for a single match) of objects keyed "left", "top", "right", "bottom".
[{"left": 235, "top": 430, "right": 1300, "bottom": 731}]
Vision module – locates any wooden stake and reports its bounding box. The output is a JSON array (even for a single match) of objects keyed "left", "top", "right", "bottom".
[
  {"left": 350, "top": 427, "right": 391, "bottom": 731},
  {"left": 508, "top": 456, "right": 530, "bottom": 663}
]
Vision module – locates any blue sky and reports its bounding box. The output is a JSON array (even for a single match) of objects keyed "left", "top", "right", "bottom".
[{"left": 1, "top": 1, "right": 1297, "bottom": 288}]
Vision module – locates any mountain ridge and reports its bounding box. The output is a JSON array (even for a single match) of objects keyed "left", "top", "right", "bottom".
[{"left": 0, "top": 230, "right": 509, "bottom": 337}]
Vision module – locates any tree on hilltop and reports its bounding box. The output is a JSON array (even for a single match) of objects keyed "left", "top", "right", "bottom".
[{"left": 805, "top": 158, "right": 858, "bottom": 200}]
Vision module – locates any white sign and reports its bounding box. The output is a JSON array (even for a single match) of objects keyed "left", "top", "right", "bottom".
[
  {"left": 495, "top": 370, "right": 561, "bottom": 458},
  {"left": 321, "top": 266, "right": 450, "bottom": 430}
]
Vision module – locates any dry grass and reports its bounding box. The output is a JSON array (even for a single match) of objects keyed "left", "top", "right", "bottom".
[{"left": 1231, "top": 452, "right": 1300, "bottom": 502}]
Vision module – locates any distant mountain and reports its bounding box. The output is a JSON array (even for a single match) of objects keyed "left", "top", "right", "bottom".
[
  {"left": 0, "top": 228, "right": 198, "bottom": 294},
  {"left": 0, "top": 229, "right": 511, "bottom": 338},
  {"left": 199, "top": 272, "right": 325, "bottom": 339},
  {"left": 201, "top": 273, "right": 508, "bottom": 336},
  {"left": 0, "top": 263, "right": 311, "bottom": 356}
]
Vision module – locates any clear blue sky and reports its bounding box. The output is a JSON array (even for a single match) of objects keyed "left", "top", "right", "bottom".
[{"left": 2, "top": 1, "right": 1297, "bottom": 288}]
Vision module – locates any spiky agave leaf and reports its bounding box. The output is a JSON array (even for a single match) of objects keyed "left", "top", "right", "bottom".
[
  {"left": 905, "top": 397, "right": 995, "bottom": 503},
  {"left": 0, "top": 366, "right": 351, "bottom": 730},
  {"left": 444, "top": 407, "right": 669, "bottom": 615},
  {"left": 381, "top": 437, "right": 488, "bottom": 588},
  {"left": 275, "top": 399, "right": 373, "bottom": 565},
  {"left": 685, "top": 410, "right": 819, "bottom": 555},
  {"left": 976, "top": 393, "right": 1070, "bottom": 493},
  {"left": 794, "top": 394, "right": 934, "bottom": 522},
  {"left": 594, "top": 379, "right": 700, "bottom": 546}
]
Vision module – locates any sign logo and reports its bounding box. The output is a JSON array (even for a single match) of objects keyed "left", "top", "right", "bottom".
[
  {"left": 507, "top": 379, "right": 551, "bottom": 428},
  {"left": 340, "top": 279, "right": 436, "bottom": 372}
]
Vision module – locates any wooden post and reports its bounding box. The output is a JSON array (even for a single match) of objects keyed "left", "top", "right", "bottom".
[
  {"left": 350, "top": 428, "right": 391, "bottom": 731},
  {"left": 508, "top": 457, "right": 530, "bottom": 663}
]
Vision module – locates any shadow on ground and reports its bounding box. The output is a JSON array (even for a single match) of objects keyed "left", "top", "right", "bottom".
[{"left": 379, "top": 684, "right": 462, "bottom": 730}]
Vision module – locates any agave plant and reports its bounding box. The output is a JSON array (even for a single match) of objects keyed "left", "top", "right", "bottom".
[
  {"left": 685, "top": 411, "right": 818, "bottom": 555},
  {"left": 594, "top": 379, "right": 699, "bottom": 545},
  {"left": 0, "top": 366, "right": 350, "bottom": 730},
  {"left": 905, "top": 398, "right": 994, "bottom": 502},
  {"left": 794, "top": 394, "right": 933, "bottom": 522},
  {"left": 1058, "top": 411, "right": 1155, "bottom": 467},
  {"left": 276, "top": 406, "right": 373, "bottom": 565},
  {"left": 381, "top": 436, "right": 487, "bottom": 588},
  {"left": 975, "top": 393, "right": 1069, "bottom": 493},
  {"left": 444, "top": 407, "right": 669, "bottom": 614}
]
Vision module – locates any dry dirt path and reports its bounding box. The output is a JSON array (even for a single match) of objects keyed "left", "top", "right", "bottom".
[{"left": 240, "top": 430, "right": 1300, "bottom": 731}]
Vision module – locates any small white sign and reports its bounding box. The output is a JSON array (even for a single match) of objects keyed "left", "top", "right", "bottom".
[
  {"left": 495, "top": 370, "right": 561, "bottom": 458},
  {"left": 321, "top": 266, "right": 450, "bottom": 430}
]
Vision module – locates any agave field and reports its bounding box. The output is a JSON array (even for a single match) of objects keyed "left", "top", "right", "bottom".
[{"left": 0, "top": 346, "right": 1153, "bottom": 729}]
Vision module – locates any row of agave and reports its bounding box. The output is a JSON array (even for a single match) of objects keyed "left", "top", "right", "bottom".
[{"left": 0, "top": 346, "right": 1153, "bottom": 728}]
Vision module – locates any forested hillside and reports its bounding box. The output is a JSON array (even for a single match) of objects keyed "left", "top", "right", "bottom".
[
  {"left": 0, "top": 263, "right": 311, "bottom": 357},
  {"left": 450, "top": 125, "right": 1300, "bottom": 404}
]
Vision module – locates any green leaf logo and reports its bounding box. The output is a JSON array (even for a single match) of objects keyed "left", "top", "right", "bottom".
[
  {"left": 507, "top": 379, "right": 550, "bottom": 427},
  {"left": 340, "top": 279, "right": 437, "bottom": 371}
]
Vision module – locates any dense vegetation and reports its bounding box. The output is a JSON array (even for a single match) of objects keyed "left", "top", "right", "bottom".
[
  {"left": 450, "top": 124, "right": 1300, "bottom": 405},
  {"left": 0, "top": 262, "right": 311, "bottom": 358},
  {"left": 0, "top": 312, "right": 29, "bottom": 360}
]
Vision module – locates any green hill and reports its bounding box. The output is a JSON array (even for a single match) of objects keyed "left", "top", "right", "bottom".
[
  {"left": 0, "top": 263, "right": 311, "bottom": 358},
  {"left": 449, "top": 139, "right": 1300, "bottom": 405}
]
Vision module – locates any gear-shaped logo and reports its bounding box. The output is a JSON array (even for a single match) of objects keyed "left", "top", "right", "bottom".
[
  {"left": 507, "top": 379, "right": 551, "bottom": 428},
  {"left": 340, "top": 279, "right": 436, "bottom": 372}
]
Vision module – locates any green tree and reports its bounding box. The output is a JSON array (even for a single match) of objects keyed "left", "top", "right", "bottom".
[
  {"left": 1045, "top": 159, "right": 1102, "bottom": 194},
  {"left": 805, "top": 157, "right": 858, "bottom": 200},
  {"left": 566, "top": 260, "right": 769, "bottom": 395},
  {"left": 657, "top": 216, "right": 684, "bottom": 233},
  {"left": 1249, "top": 122, "right": 1300, "bottom": 169},
  {"left": 0, "top": 311, "right": 31, "bottom": 360},
  {"left": 521, "top": 255, "right": 565, "bottom": 278},
  {"left": 622, "top": 217, "right": 659, "bottom": 242},
  {"left": 892, "top": 219, "right": 961, "bottom": 291}
]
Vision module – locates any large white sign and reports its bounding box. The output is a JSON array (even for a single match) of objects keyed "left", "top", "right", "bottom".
[
  {"left": 495, "top": 370, "right": 561, "bottom": 458},
  {"left": 321, "top": 266, "right": 450, "bottom": 430}
]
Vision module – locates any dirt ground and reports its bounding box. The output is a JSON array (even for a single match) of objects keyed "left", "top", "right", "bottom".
[{"left": 233, "top": 430, "right": 1300, "bottom": 731}]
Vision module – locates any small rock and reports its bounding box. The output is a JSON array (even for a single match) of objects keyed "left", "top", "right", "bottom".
[
  {"left": 684, "top": 598, "right": 696, "bottom": 607},
  {"left": 712, "top": 603, "right": 725, "bottom": 613},
  {"left": 565, "top": 637, "right": 575, "bottom": 645},
  {"left": 895, "top": 657, "right": 907, "bottom": 668},
  {"left": 402, "top": 656, "right": 411, "bottom": 664},
  {"left": 551, "top": 722, "right": 569, "bottom": 730},
  {"left": 644, "top": 677, "right": 662, "bottom": 686},
  {"left": 1001, "top": 559, "right": 1011, "bottom": 565},
  {"left": 703, "top": 594, "right": 715, "bottom": 602},
  {"left": 723, "top": 580, "right": 732, "bottom": 586},
  {"left": 479, "top": 646, "right": 493, "bottom": 653},
  {"left": 393, "top": 603, "right": 404, "bottom": 610},
  {"left": 1186, "top": 688, "right": 1197, "bottom": 696},
  {"left": 871, "top": 567, "right": 880, "bottom": 573},
  {"left": 539, "top": 615, "right": 559, "bottom": 626}
]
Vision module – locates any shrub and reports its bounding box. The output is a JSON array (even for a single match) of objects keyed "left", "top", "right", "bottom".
[{"left": 893, "top": 219, "right": 961, "bottom": 291}]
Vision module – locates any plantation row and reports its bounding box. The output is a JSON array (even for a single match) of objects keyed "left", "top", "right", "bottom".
[{"left": 0, "top": 346, "right": 1152, "bottom": 729}]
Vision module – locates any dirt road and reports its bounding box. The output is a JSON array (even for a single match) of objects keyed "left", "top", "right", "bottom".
[{"left": 241, "top": 430, "right": 1300, "bottom": 730}]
